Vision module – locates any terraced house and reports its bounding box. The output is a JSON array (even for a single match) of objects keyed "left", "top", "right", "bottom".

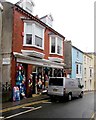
[
  {"left": 1, "top": 0, "right": 65, "bottom": 101},
  {"left": 83, "top": 53, "right": 94, "bottom": 91},
  {"left": 64, "top": 40, "right": 94, "bottom": 91},
  {"left": 64, "top": 41, "right": 83, "bottom": 83}
]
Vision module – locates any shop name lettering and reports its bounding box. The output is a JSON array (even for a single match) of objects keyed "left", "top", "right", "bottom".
[{"left": 43, "top": 63, "right": 51, "bottom": 66}]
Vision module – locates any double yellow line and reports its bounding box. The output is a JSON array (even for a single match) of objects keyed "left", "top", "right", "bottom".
[
  {"left": 0, "top": 100, "right": 48, "bottom": 113},
  {"left": 90, "top": 112, "right": 96, "bottom": 120}
]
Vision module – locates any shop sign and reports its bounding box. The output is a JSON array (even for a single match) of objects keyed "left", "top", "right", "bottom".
[
  {"left": 43, "top": 63, "right": 51, "bottom": 67},
  {"left": 2, "top": 58, "right": 10, "bottom": 65}
]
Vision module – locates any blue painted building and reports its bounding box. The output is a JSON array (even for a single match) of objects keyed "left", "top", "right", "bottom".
[{"left": 72, "top": 46, "right": 83, "bottom": 83}]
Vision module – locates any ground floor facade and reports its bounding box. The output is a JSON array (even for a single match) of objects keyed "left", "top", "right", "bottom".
[
  {"left": 1, "top": 52, "right": 64, "bottom": 102},
  {"left": 84, "top": 78, "right": 94, "bottom": 91},
  {"left": 7, "top": 52, "right": 65, "bottom": 101}
]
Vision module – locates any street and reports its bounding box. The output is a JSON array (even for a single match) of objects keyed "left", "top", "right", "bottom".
[{"left": 2, "top": 92, "right": 95, "bottom": 119}]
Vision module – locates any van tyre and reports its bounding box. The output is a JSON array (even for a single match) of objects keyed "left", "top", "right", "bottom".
[
  {"left": 79, "top": 92, "right": 83, "bottom": 98},
  {"left": 68, "top": 93, "right": 72, "bottom": 101},
  {"left": 50, "top": 96, "right": 55, "bottom": 102}
]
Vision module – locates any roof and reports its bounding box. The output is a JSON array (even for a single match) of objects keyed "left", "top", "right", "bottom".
[
  {"left": 84, "top": 52, "right": 93, "bottom": 59},
  {"left": 40, "top": 14, "right": 53, "bottom": 21},
  {"left": 72, "top": 45, "right": 84, "bottom": 54}
]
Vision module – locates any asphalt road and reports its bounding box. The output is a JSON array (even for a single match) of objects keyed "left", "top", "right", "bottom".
[{"left": 2, "top": 92, "right": 95, "bottom": 119}]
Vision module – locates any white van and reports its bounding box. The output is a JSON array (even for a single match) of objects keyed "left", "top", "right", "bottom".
[{"left": 48, "top": 77, "right": 84, "bottom": 101}]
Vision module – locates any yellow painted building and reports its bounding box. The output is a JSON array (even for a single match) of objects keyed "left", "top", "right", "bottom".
[{"left": 83, "top": 53, "right": 94, "bottom": 91}]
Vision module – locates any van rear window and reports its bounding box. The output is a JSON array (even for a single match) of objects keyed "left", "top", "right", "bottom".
[{"left": 49, "top": 78, "right": 63, "bottom": 86}]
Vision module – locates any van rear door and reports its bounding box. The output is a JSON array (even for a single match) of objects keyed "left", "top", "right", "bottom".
[{"left": 48, "top": 77, "right": 64, "bottom": 96}]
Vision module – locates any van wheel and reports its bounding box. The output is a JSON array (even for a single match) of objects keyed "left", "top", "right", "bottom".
[
  {"left": 68, "top": 94, "right": 72, "bottom": 101},
  {"left": 50, "top": 96, "right": 55, "bottom": 102},
  {"left": 79, "top": 92, "right": 83, "bottom": 98}
]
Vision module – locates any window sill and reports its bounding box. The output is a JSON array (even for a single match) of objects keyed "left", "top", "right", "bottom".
[
  {"left": 50, "top": 53, "right": 63, "bottom": 56},
  {"left": 23, "top": 44, "right": 44, "bottom": 50}
]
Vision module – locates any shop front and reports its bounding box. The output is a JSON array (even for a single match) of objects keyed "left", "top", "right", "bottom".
[{"left": 13, "top": 52, "right": 65, "bottom": 99}]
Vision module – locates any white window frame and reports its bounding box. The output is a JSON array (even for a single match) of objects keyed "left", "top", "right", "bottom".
[
  {"left": 76, "top": 64, "right": 79, "bottom": 74},
  {"left": 50, "top": 35, "right": 63, "bottom": 56},
  {"left": 23, "top": 21, "right": 45, "bottom": 50},
  {"left": 23, "top": 22, "right": 33, "bottom": 45}
]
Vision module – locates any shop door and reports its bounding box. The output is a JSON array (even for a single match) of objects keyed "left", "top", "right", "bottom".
[{"left": 32, "top": 73, "right": 37, "bottom": 94}]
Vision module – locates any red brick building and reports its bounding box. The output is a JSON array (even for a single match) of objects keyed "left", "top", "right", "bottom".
[{"left": 1, "top": 0, "right": 65, "bottom": 99}]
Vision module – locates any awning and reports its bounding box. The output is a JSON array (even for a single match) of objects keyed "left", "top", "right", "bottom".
[{"left": 13, "top": 52, "right": 65, "bottom": 69}]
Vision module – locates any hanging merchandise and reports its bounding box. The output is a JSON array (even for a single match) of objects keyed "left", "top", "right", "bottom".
[
  {"left": 45, "top": 74, "right": 49, "bottom": 89},
  {"left": 37, "top": 79, "right": 42, "bottom": 93},
  {"left": 16, "top": 63, "right": 26, "bottom": 99},
  {"left": 16, "top": 71, "right": 23, "bottom": 85},
  {"left": 42, "top": 76, "right": 44, "bottom": 89},
  {"left": 28, "top": 74, "right": 33, "bottom": 97},
  {"left": 19, "top": 80, "right": 26, "bottom": 99},
  {"left": 35, "top": 74, "right": 38, "bottom": 94},
  {"left": 13, "top": 86, "right": 20, "bottom": 101}
]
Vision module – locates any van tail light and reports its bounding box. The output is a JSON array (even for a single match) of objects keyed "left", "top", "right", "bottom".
[{"left": 63, "top": 88, "right": 66, "bottom": 94}]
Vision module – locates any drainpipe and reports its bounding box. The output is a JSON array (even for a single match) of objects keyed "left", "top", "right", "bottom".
[{"left": 0, "top": 3, "right": 3, "bottom": 115}]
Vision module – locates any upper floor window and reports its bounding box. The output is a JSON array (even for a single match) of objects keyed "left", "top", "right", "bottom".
[
  {"left": 57, "top": 37, "right": 62, "bottom": 54},
  {"left": 80, "top": 65, "right": 82, "bottom": 74},
  {"left": 77, "top": 51, "right": 79, "bottom": 58},
  {"left": 90, "top": 69, "right": 92, "bottom": 77},
  {"left": 26, "top": 2, "right": 32, "bottom": 13},
  {"left": 24, "top": 21, "right": 45, "bottom": 49},
  {"left": 35, "top": 24, "right": 43, "bottom": 47},
  {"left": 84, "top": 68, "right": 86, "bottom": 76},
  {"left": 50, "top": 35, "right": 63, "bottom": 56},
  {"left": 51, "top": 36, "right": 56, "bottom": 53},
  {"left": 17, "top": 0, "right": 35, "bottom": 15},
  {"left": 25, "top": 23, "right": 32, "bottom": 45},
  {"left": 26, "top": 34, "right": 32, "bottom": 44}
]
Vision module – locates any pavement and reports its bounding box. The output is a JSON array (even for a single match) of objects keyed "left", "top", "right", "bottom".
[{"left": 1, "top": 93, "right": 50, "bottom": 111}]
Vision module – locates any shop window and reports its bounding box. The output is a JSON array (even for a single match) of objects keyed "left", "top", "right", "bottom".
[{"left": 32, "top": 66, "right": 37, "bottom": 73}]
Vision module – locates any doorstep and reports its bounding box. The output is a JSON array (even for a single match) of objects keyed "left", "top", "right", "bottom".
[{"left": 32, "top": 94, "right": 41, "bottom": 97}]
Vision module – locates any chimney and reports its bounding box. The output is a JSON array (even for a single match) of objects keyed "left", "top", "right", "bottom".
[{"left": 35, "top": 15, "right": 39, "bottom": 19}]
